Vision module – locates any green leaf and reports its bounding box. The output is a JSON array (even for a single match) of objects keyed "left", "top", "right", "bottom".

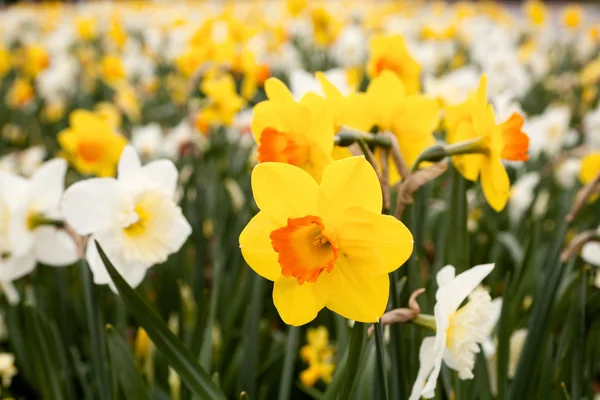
[
  {"left": 106, "top": 324, "right": 152, "bottom": 400},
  {"left": 278, "top": 326, "right": 300, "bottom": 400},
  {"left": 23, "top": 305, "right": 66, "bottom": 400},
  {"left": 95, "top": 241, "right": 226, "bottom": 400}
]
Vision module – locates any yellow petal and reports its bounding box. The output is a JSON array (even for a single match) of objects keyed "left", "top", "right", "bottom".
[
  {"left": 319, "top": 156, "right": 382, "bottom": 221},
  {"left": 300, "top": 92, "right": 335, "bottom": 155},
  {"left": 339, "top": 93, "right": 374, "bottom": 132},
  {"left": 325, "top": 260, "right": 389, "bottom": 322},
  {"left": 69, "top": 109, "right": 96, "bottom": 128},
  {"left": 480, "top": 155, "right": 510, "bottom": 212},
  {"left": 336, "top": 207, "right": 413, "bottom": 274},
  {"left": 265, "top": 77, "right": 295, "bottom": 105},
  {"left": 251, "top": 101, "right": 287, "bottom": 143},
  {"left": 579, "top": 153, "right": 600, "bottom": 184},
  {"left": 251, "top": 162, "right": 322, "bottom": 225},
  {"left": 451, "top": 121, "right": 484, "bottom": 181},
  {"left": 239, "top": 211, "right": 282, "bottom": 281},
  {"left": 273, "top": 276, "right": 328, "bottom": 326}
]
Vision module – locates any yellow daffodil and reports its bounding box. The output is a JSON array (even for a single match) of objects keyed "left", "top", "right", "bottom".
[
  {"left": 58, "top": 109, "right": 127, "bottom": 177},
  {"left": 446, "top": 75, "right": 530, "bottom": 212},
  {"left": 115, "top": 84, "right": 141, "bottom": 123},
  {"left": 287, "top": 0, "right": 307, "bottom": 17},
  {"left": 95, "top": 102, "right": 122, "bottom": 129},
  {"left": 367, "top": 34, "right": 421, "bottom": 94},
  {"left": 75, "top": 16, "right": 96, "bottom": 41},
  {"left": 22, "top": 44, "right": 49, "bottom": 78},
  {"left": 239, "top": 156, "right": 413, "bottom": 326},
  {"left": 524, "top": 1, "right": 547, "bottom": 27},
  {"left": 562, "top": 5, "right": 582, "bottom": 30},
  {"left": 251, "top": 78, "right": 335, "bottom": 182},
  {"left": 6, "top": 78, "right": 34, "bottom": 109},
  {"left": 300, "top": 326, "right": 335, "bottom": 387},
  {"left": 353, "top": 71, "right": 440, "bottom": 181},
  {"left": 195, "top": 73, "right": 246, "bottom": 134},
  {"left": 0, "top": 47, "right": 10, "bottom": 78},
  {"left": 175, "top": 46, "right": 206, "bottom": 78},
  {"left": 108, "top": 17, "right": 128, "bottom": 50},
  {"left": 579, "top": 153, "right": 600, "bottom": 184},
  {"left": 311, "top": 6, "right": 339, "bottom": 46},
  {"left": 101, "top": 55, "right": 126, "bottom": 85}
]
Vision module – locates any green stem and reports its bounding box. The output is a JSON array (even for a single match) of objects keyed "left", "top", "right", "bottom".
[
  {"left": 278, "top": 326, "right": 300, "bottom": 400},
  {"left": 412, "top": 314, "right": 437, "bottom": 332},
  {"left": 79, "top": 260, "right": 111, "bottom": 400},
  {"left": 411, "top": 138, "right": 488, "bottom": 172},
  {"left": 334, "top": 129, "right": 392, "bottom": 148},
  {"left": 373, "top": 323, "right": 389, "bottom": 400}
]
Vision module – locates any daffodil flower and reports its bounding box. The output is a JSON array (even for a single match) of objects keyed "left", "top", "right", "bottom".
[
  {"left": 251, "top": 78, "right": 335, "bottom": 182},
  {"left": 0, "top": 159, "right": 78, "bottom": 282},
  {"left": 409, "top": 263, "right": 495, "bottom": 400},
  {"left": 367, "top": 34, "right": 421, "bottom": 94},
  {"left": 446, "top": 75, "right": 530, "bottom": 212},
  {"left": 239, "top": 156, "right": 413, "bottom": 326},
  {"left": 61, "top": 146, "right": 192, "bottom": 291}
]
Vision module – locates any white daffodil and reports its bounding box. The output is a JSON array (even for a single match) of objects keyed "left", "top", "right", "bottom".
[
  {"left": 0, "top": 159, "right": 78, "bottom": 282},
  {"left": 61, "top": 145, "right": 192, "bottom": 290},
  {"left": 289, "top": 68, "right": 350, "bottom": 101},
  {"left": 524, "top": 105, "right": 572, "bottom": 159},
  {"left": 581, "top": 227, "right": 600, "bottom": 267},
  {"left": 410, "top": 263, "right": 495, "bottom": 400},
  {"left": 132, "top": 123, "right": 164, "bottom": 160},
  {"left": 508, "top": 172, "right": 540, "bottom": 224}
]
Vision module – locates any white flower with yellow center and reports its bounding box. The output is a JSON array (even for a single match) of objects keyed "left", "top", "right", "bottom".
[
  {"left": 62, "top": 145, "right": 191, "bottom": 290},
  {"left": 410, "top": 263, "right": 495, "bottom": 400},
  {"left": 0, "top": 159, "right": 78, "bottom": 282}
]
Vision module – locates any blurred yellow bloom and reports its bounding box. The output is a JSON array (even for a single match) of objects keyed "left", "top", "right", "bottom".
[
  {"left": 367, "top": 34, "right": 421, "bottom": 94},
  {"left": 524, "top": 1, "right": 547, "bottom": 27},
  {"left": 581, "top": 57, "right": 600, "bottom": 87},
  {"left": 195, "top": 73, "right": 245, "bottom": 134},
  {"left": 287, "top": 0, "right": 307, "bottom": 16},
  {"left": 311, "top": 7, "right": 339, "bottom": 46},
  {"left": 239, "top": 157, "right": 413, "bottom": 325},
  {"left": 175, "top": 46, "right": 206, "bottom": 78},
  {"left": 300, "top": 326, "right": 335, "bottom": 387},
  {"left": 108, "top": 17, "right": 128, "bottom": 50},
  {"left": 115, "top": 84, "right": 141, "bottom": 123},
  {"left": 6, "top": 78, "right": 34, "bottom": 109},
  {"left": 42, "top": 101, "right": 66, "bottom": 123},
  {"left": 579, "top": 153, "right": 600, "bottom": 184},
  {"left": 75, "top": 16, "right": 96, "bottom": 41},
  {"left": 22, "top": 44, "right": 49, "bottom": 78},
  {"left": 446, "top": 75, "right": 530, "bottom": 212},
  {"left": 0, "top": 47, "right": 10, "bottom": 78},
  {"left": 354, "top": 71, "right": 440, "bottom": 181},
  {"left": 102, "top": 55, "right": 126, "bottom": 85},
  {"left": 562, "top": 5, "right": 582, "bottom": 30},
  {"left": 251, "top": 78, "right": 335, "bottom": 182},
  {"left": 58, "top": 109, "right": 127, "bottom": 177},
  {"left": 95, "top": 102, "right": 122, "bottom": 129},
  {"left": 135, "top": 327, "right": 151, "bottom": 362},
  {"left": 421, "top": 23, "right": 456, "bottom": 41}
]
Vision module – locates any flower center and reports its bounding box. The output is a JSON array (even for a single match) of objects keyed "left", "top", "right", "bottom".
[
  {"left": 374, "top": 56, "right": 402, "bottom": 77},
  {"left": 258, "top": 127, "right": 309, "bottom": 166},
  {"left": 77, "top": 140, "right": 104, "bottom": 163},
  {"left": 498, "top": 112, "right": 529, "bottom": 161},
  {"left": 270, "top": 215, "right": 338, "bottom": 285},
  {"left": 446, "top": 288, "right": 494, "bottom": 380},
  {"left": 123, "top": 201, "right": 152, "bottom": 237}
]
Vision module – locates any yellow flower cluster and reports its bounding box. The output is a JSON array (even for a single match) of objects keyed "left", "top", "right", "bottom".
[{"left": 299, "top": 326, "right": 335, "bottom": 387}]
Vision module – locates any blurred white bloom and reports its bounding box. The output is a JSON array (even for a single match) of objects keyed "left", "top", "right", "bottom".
[
  {"left": 533, "top": 189, "right": 549, "bottom": 218},
  {"left": 289, "top": 68, "right": 349, "bottom": 100},
  {"left": 424, "top": 67, "right": 479, "bottom": 105},
  {"left": 0, "top": 159, "right": 78, "bottom": 282},
  {"left": 132, "top": 123, "right": 164, "bottom": 160},
  {"left": 0, "top": 353, "right": 16, "bottom": 387},
  {"left": 485, "top": 325, "right": 528, "bottom": 395},
  {"left": 581, "top": 227, "right": 600, "bottom": 267},
  {"left": 408, "top": 39, "right": 455, "bottom": 74},
  {"left": 509, "top": 173, "right": 540, "bottom": 224},
  {"left": 163, "top": 120, "right": 206, "bottom": 160},
  {"left": 62, "top": 146, "right": 191, "bottom": 291},
  {"left": 524, "top": 105, "right": 571, "bottom": 158},
  {"left": 554, "top": 158, "right": 582, "bottom": 189},
  {"left": 18, "top": 146, "right": 46, "bottom": 177},
  {"left": 36, "top": 55, "right": 78, "bottom": 102},
  {"left": 410, "top": 263, "right": 495, "bottom": 400},
  {"left": 583, "top": 105, "right": 600, "bottom": 150},
  {"left": 0, "top": 154, "right": 18, "bottom": 174},
  {"left": 331, "top": 25, "right": 367, "bottom": 67}
]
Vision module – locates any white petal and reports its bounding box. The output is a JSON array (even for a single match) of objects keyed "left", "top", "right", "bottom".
[
  {"left": 86, "top": 236, "right": 111, "bottom": 285},
  {"left": 0, "top": 173, "right": 29, "bottom": 210},
  {"left": 62, "top": 178, "right": 120, "bottom": 235},
  {"left": 33, "top": 226, "right": 79, "bottom": 266},
  {"left": 29, "top": 158, "right": 67, "bottom": 211},
  {"left": 118, "top": 145, "right": 142, "bottom": 181},
  {"left": 142, "top": 159, "right": 178, "bottom": 197},
  {"left": 8, "top": 208, "right": 35, "bottom": 256},
  {"left": 108, "top": 265, "right": 147, "bottom": 293},
  {"left": 436, "top": 263, "right": 495, "bottom": 316},
  {"left": 409, "top": 337, "right": 439, "bottom": 400},
  {"left": 167, "top": 211, "right": 192, "bottom": 253},
  {"left": 0, "top": 253, "right": 36, "bottom": 282},
  {"left": 436, "top": 265, "right": 456, "bottom": 287},
  {"left": 421, "top": 303, "right": 451, "bottom": 397},
  {"left": 582, "top": 242, "right": 600, "bottom": 266},
  {"left": 484, "top": 297, "right": 503, "bottom": 337}
]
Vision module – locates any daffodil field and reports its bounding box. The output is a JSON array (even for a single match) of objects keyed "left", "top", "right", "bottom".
[{"left": 0, "top": 0, "right": 600, "bottom": 399}]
